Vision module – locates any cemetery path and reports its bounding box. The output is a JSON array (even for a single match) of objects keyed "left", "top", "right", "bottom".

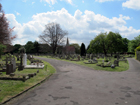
[{"left": 7, "top": 57, "right": 140, "bottom": 105}]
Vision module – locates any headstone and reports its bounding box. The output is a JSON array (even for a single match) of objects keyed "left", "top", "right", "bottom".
[
  {"left": 78, "top": 55, "right": 80, "bottom": 61},
  {"left": 101, "top": 54, "right": 104, "bottom": 58},
  {"left": 11, "top": 57, "right": 16, "bottom": 72},
  {"left": 90, "top": 54, "right": 93, "bottom": 60},
  {"left": 6, "top": 63, "right": 14, "bottom": 75},
  {"left": 18, "top": 54, "right": 24, "bottom": 71},
  {"left": 114, "top": 60, "right": 119, "bottom": 66},
  {"left": 23, "top": 53, "right": 27, "bottom": 66}
]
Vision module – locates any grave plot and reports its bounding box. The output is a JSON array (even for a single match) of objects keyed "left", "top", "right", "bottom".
[
  {"left": 84, "top": 58, "right": 98, "bottom": 64},
  {"left": 26, "top": 55, "right": 45, "bottom": 69},
  {"left": 0, "top": 53, "right": 46, "bottom": 82},
  {"left": 70, "top": 55, "right": 81, "bottom": 61},
  {"left": 0, "top": 70, "right": 39, "bottom": 82}
]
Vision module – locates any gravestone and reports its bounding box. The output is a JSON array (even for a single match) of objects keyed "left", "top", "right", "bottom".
[
  {"left": 11, "top": 57, "right": 16, "bottom": 72},
  {"left": 114, "top": 60, "right": 119, "bottom": 66},
  {"left": 90, "top": 54, "right": 93, "bottom": 60},
  {"left": 6, "top": 57, "right": 16, "bottom": 75},
  {"left": 6, "top": 64, "right": 13, "bottom": 75},
  {"left": 77, "top": 55, "right": 80, "bottom": 61},
  {"left": 18, "top": 54, "right": 24, "bottom": 71},
  {"left": 101, "top": 54, "right": 104, "bottom": 58}
]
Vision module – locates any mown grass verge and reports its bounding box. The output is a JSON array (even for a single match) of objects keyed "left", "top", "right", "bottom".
[{"left": 0, "top": 58, "right": 56, "bottom": 103}]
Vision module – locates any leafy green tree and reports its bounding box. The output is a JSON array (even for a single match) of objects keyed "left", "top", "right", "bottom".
[
  {"left": 80, "top": 43, "right": 86, "bottom": 56},
  {"left": 70, "top": 43, "right": 80, "bottom": 54},
  {"left": 13, "top": 44, "right": 22, "bottom": 53},
  {"left": 128, "top": 35, "right": 140, "bottom": 53},
  {"left": 19, "top": 47, "right": 26, "bottom": 54},
  {"left": 88, "top": 32, "right": 107, "bottom": 55},
  {"left": 25, "top": 41, "right": 34, "bottom": 53},
  {"left": 136, "top": 46, "right": 140, "bottom": 51},
  {"left": 107, "top": 32, "right": 123, "bottom": 53},
  {"left": 33, "top": 41, "right": 40, "bottom": 53},
  {"left": 122, "top": 38, "right": 129, "bottom": 52},
  {"left": 88, "top": 32, "right": 124, "bottom": 55}
]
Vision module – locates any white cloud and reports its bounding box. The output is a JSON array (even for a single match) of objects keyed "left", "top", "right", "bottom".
[
  {"left": 40, "top": 0, "right": 57, "bottom": 5},
  {"left": 22, "top": 0, "right": 27, "bottom": 2},
  {"left": 95, "top": 0, "right": 114, "bottom": 3},
  {"left": 122, "top": 0, "right": 140, "bottom": 10},
  {"left": 15, "top": 11, "right": 21, "bottom": 16},
  {"left": 6, "top": 8, "right": 140, "bottom": 46},
  {"left": 41, "top": 0, "right": 73, "bottom": 5},
  {"left": 32, "top": 2, "right": 35, "bottom": 4},
  {"left": 96, "top": 0, "right": 140, "bottom": 10},
  {"left": 82, "top": 1, "right": 84, "bottom": 3},
  {"left": 65, "top": 0, "right": 72, "bottom": 4}
]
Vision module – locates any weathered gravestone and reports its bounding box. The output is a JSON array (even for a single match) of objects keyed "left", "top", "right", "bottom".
[
  {"left": 23, "top": 53, "right": 27, "bottom": 66},
  {"left": 18, "top": 54, "right": 24, "bottom": 71},
  {"left": 90, "top": 54, "right": 93, "bottom": 60},
  {"left": 11, "top": 57, "right": 16, "bottom": 72},
  {"left": 77, "top": 55, "right": 80, "bottom": 61},
  {"left": 6, "top": 57, "right": 16, "bottom": 75},
  {"left": 114, "top": 60, "right": 119, "bottom": 66}
]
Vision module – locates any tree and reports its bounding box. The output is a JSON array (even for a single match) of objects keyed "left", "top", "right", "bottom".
[
  {"left": 128, "top": 35, "right": 140, "bottom": 53},
  {"left": 89, "top": 32, "right": 107, "bottom": 55},
  {"left": 0, "top": 3, "right": 16, "bottom": 45},
  {"left": 88, "top": 32, "right": 124, "bottom": 55},
  {"left": 80, "top": 43, "right": 86, "bottom": 56},
  {"left": 107, "top": 32, "right": 123, "bottom": 53},
  {"left": 122, "top": 38, "right": 129, "bottom": 52},
  {"left": 25, "top": 41, "right": 34, "bottom": 53},
  {"left": 13, "top": 44, "right": 22, "bottom": 53},
  {"left": 0, "top": 43, "right": 6, "bottom": 58},
  {"left": 33, "top": 41, "right": 39, "bottom": 54},
  {"left": 19, "top": 47, "right": 26, "bottom": 54},
  {"left": 70, "top": 43, "right": 80, "bottom": 54},
  {"left": 39, "top": 22, "right": 68, "bottom": 54}
]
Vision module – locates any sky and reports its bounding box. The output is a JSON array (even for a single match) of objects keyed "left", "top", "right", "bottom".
[{"left": 1, "top": 0, "right": 140, "bottom": 47}]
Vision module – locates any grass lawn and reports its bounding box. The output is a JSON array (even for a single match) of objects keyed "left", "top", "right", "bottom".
[
  {"left": 0, "top": 56, "right": 56, "bottom": 103},
  {"left": 39, "top": 55, "right": 129, "bottom": 72}
]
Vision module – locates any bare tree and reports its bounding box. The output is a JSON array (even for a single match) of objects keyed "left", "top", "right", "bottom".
[{"left": 39, "top": 22, "right": 68, "bottom": 54}]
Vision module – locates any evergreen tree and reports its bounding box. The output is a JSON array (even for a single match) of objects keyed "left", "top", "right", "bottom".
[
  {"left": 80, "top": 43, "right": 86, "bottom": 56},
  {"left": 33, "top": 41, "right": 40, "bottom": 53}
]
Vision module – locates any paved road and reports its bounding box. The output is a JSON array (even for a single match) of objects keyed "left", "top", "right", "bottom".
[{"left": 6, "top": 57, "right": 140, "bottom": 105}]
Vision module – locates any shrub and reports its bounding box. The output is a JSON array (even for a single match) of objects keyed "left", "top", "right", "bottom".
[
  {"left": 104, "top": 59, "right": 109, "bottom": 62},
  {"left": 136, "top": 46, "right": 140, "bottom": 51}
]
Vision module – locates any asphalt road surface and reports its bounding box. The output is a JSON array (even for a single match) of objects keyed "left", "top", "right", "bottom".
[{"left": 6, "top": 57, "right": 140, "bottom": 105}]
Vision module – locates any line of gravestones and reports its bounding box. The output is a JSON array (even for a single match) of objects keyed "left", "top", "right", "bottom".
[
  {"left": 50, "top": 53, "right": 128, "bottom": 68},
  {"left": 0, "top": 54, "right": 41, "bottom": 82}
]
